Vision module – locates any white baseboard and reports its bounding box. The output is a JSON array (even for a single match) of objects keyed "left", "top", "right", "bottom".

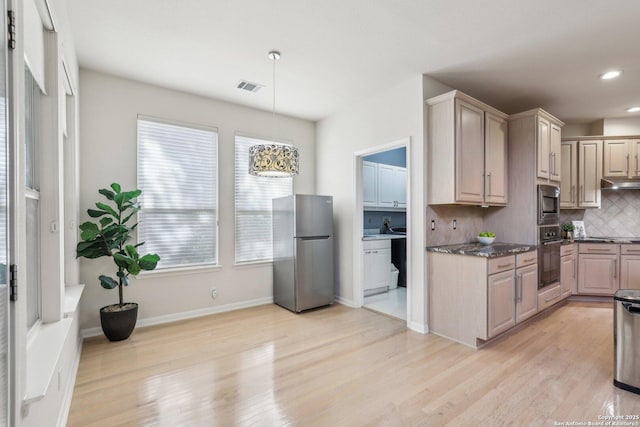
[
  {"left": 334, "top": 295, "right": 357, "bottom": 308},
  {"left": 407, "top": 320, "right": 428, "bottom": 334},
  {"left": 57, "top": 337, "right": 83, "bottom": 427},
  {"left": 82, "top": 296, "right": 274, "bottom": 338}
]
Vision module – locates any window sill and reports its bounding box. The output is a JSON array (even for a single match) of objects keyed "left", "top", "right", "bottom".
[
  {"left": 233, "top": 260, "right": 273, "bottom": 269},
  {"left": 136, "top": 264, "right": 222, "bottom": 280},
  {"left": 64, "top": 284, "right": 85, "bottom": 317},
  {"left": 24, "top": 317, "right": 73, "bottom": 404}
]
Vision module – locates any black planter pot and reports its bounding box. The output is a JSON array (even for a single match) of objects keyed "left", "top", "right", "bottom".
[{"left": 99, "top": 302, "right": 138, "bottom": 342}]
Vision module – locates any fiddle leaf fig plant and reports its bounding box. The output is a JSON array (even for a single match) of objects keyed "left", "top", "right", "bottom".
[{"left": 76, "top": 183, "right": 160, "bottom": 307}]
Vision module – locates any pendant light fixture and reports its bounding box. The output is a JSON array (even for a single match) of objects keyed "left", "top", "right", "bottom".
[{"left": 249, "top": 50, "right": 299, "bottom": 178}]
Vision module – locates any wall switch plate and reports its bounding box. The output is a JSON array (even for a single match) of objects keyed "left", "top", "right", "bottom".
[
  {"left": 453, "top": 219, "right": 457, "bottom": 230},
  {"left": 431, "top": 220, "right": 435, "bottom": 231}
]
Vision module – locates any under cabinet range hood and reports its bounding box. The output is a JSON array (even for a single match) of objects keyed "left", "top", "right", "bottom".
[{"left": 601, "top": 177, "right": 640, "bottom": 190}]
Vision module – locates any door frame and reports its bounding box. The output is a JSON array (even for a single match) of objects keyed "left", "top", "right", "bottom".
[{"left": 353, "top": 137, "right": 411, "bottom": 324}]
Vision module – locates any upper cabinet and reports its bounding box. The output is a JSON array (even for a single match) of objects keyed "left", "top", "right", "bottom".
[
  {"left": 362, "top": 160, "right": 406, "bottom": 210},
  {"left": 362, "top": 161, "right": 379, "bottom": 208},
  {"left": 560, "top": 141, "right": 577, "bottom": 208},
  {"left": 603, "top": 139, "right": 640, "bottom": 178},
  {"left": 560, "top": 140, "right": 603, "bottom": 209},
  {"left": 427, "top": 90, "right": 508, "bottom": 206},
  {"left": 578, "top": 140, "right": 603, "bottom": 208},
  {"left": 378, "top": 164, "right": 407, "bottom": 209},
  {"left": 509, "top": 109, "right": 564, "bottom": 184}
]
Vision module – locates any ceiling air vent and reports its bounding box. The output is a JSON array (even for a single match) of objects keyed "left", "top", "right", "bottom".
[{"left": 236, "top": 80, "right": 263, "bottom": 93}]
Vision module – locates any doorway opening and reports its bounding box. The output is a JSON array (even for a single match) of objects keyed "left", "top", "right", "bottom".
[{"left": 354, "top": 139, "right": 410, "bottom": 321}]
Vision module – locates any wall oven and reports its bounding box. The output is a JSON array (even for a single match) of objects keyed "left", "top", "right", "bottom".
[
  {"left": 538, "top": 225, "right": 561, "bottom": 289},
  {"left": 538, "top": 184, "right": 560, "bottom": 225}
]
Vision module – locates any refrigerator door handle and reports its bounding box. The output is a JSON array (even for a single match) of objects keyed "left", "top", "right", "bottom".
[{"left": 299, "top": 235, "right": 331, "bottom": 240}]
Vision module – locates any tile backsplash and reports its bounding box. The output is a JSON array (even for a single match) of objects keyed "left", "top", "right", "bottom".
[{"left": 560, "top": 190, "right": 640, "bottom": 237}]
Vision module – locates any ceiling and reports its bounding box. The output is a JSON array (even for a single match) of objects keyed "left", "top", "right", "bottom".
[{"left": 66, "top": 0, "right": 640, "bottom": 123}]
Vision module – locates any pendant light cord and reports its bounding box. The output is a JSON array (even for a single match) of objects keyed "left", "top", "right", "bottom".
[{"left": 272, "top": 54, "right": 276, "bottom": 143}]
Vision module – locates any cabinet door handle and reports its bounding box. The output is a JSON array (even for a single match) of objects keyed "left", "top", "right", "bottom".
[
  {"left": 614, "top": 259, "right": 617, "bottom": 279},
  {"left": 571, "top": 185, "right": 575, "bottom": 203},
  {"left": 487, "top": 172, "right": 492, "bottom": 197},
  {"left": 625, "top": 249, "right": 640, "bottom": 252},
  {"left": 627, "top": 154, "right": 631, "bottom": 177},
  {"left": 365, "top": 251, "right": 372, "bottom": 254},
  {"left": 573, "top": 259, "right": 577, "bottom": 279},
  {"left": 516, "top": 275, "right": 523, "bottom": 302},
  {"left": 523, "top": 257, "right": 536, "bottom": 263},
  {"left": 549, "top": 153, "right": 553, "bottom": 174},
  {"left": 372, "top": 250, "right": 378, "bottom": 254},
  {"left": 482, "top": 173, "right": 486, "bottom": 198},
  {"left": 636, "top": 154, "right": 639, "bottom": 176}
]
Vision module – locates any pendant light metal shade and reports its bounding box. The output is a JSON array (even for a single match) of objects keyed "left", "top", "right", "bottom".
[
  {"left": 249, "top": 144, "right": 299, "bottom": 177},
  {"left": 249, "top": 50, "right": 300, "bottom": 178}
]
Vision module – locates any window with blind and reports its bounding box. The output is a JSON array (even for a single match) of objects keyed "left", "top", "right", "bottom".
[
  {"left": 137, "top": 116, "right": 218, "bottom": 269},
  {"left": 235, "top": 135, "right": 292, "bottom": 263}
]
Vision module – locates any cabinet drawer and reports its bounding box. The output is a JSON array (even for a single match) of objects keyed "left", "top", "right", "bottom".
[
  {"left": 488, "top": 255, "right": 516, "bottom": 275},
  {"left": 363, "top": 239, "right": 391, "bottom": 251},
  {"left": 560, "top": 244, "right": 575, "bottom": 257},
  {"left": 538, "top": 284, "right": 562, "bottom": 311},
  {"left": 516, "top": 251, "right": 537, "bottom": 268},
  {"left": 621, "top": 245, "right": 640, "bottom": 255},
  {"left": 579, "top": 243, "right": 619, "bottom": 255}
]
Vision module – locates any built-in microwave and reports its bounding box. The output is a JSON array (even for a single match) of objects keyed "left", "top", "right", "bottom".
[{"left": 538, "top": 184, "right": 560, "bottom": 225}]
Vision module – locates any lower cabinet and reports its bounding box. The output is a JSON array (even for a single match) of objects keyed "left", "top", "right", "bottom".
[
  {"left": 488, "top": 270, "right": 516, "bottom": 337},
  {"left": 620, "top": 244, "right": 640, "bottom": 290},
  {"left": 577, "top": 244, "right": 619, "bottom": 295},
  {"left": 560, "top": 244, "right": 577, "bottom": 298},
  {"left": 487, "top": 251, "right": 538, "bottom": 339},
  {"left": 516, "top": 264, "right": 538, "bottom": 322},
  {"left": 363, "top": 239, "right": 391, "bottom": 296}
]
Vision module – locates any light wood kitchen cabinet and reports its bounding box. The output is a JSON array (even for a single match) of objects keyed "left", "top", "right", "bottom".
[
  {"left": 560, "top": 244, "right": 577, "bottom": 298},
  {"left": 603, "top": 139, "right": 640, "bottom": 178},
  {"left": 363, "top": 239, "right": 391, "bottom": 296},
  {"left": 429, "top": 250, "right": 540, "bottom": 347},
  {"left": 362, "top": 161, "right": 378, "bottom": 207},
  {"left": 488, "top": 270, "right": 516, "bottom": 337},
  {"left": 534, "top": 115, "right": 561, "bottom": 183},
  {"left": 550, "top": 123, "right": 562, "bottom": 181},
  {"left": 515, "top": 263, "right": 538, "bottom": 323},
  {"left": 484, "top": 112, "right": 508, "bottom": 205},
  {"left": 426, "top": 90, "right": 508, "bottom": 206},
  {"left": 560, "top": 141, "right": 577, "bottom": 208},
  {"left": 378, "top": 164, "right": 407, "bottom": 209},
  {"left": 577, "top": 244, "right": 619, "bottom": 295},
  {"left": 620, "top": 245, "right": 640, "bottom": 290},
  {"left": 578, "top": 140, "right": 603, "bottom": 208}
]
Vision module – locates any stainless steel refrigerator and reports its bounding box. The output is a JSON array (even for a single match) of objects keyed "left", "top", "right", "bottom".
[{"left": 273, "top": 194, "right": 334, "bottom": 312}]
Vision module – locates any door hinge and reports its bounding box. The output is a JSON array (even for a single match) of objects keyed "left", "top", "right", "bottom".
[
  {"left": 9, "top": 264, "right": 17, "bottom": 301},
  {"left": 7, "top": 10, "right": 15, "bottom": 50}
]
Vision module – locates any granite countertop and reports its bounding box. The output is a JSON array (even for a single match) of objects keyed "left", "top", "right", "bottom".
[
  {"left": 568, "top": 237, "right": 640, "bottom": 244},
  {"left": 362, "top": 234, "right": 407, "bottom": 241},
  {"left": 426, "top": 242, "right": 536, "bottom": 258}
]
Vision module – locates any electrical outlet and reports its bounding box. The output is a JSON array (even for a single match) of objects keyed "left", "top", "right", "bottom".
[
  {"left": 211, "top": 288, "right": 218, "bottom": 299},
  {"left": 431, "top": 220, "right": 435, "bottom": 231}
]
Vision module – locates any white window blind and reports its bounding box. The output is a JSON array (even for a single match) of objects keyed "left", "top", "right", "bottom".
[
  {"left": 137, "top": 116, "right": 218, "bottom": 269},
  {"left": 235, "top": 135, "right": 292, "bottom": 263}
]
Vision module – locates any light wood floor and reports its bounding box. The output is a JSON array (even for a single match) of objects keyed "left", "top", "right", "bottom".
[{"left": 68, "top": 301, "right": 639, "bottom": 426}]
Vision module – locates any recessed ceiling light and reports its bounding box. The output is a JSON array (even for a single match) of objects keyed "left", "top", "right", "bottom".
[
  {"left": 600, "top": 70, "right": 622, "bottom": 80},
  {"left": 627, "top": 106, "right": 640, "bottom": 113}
]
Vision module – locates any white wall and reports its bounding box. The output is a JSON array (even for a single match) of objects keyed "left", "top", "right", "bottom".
[
  {"left": 78, "top": 70, "right": 316, "bottom": 330},
  {"left": 315, "top": 74, "right": 450, "bottom": 332},
  {"left": 604, "top": 117, "right": 640, "bottom": 136}
]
